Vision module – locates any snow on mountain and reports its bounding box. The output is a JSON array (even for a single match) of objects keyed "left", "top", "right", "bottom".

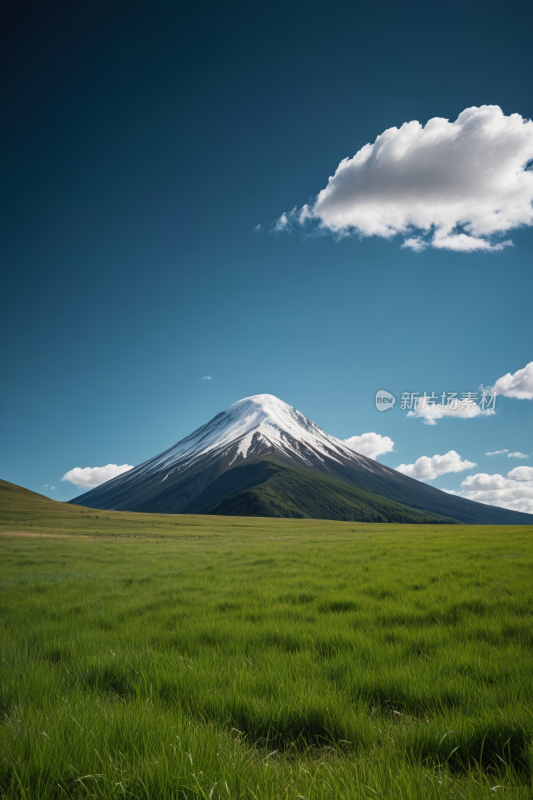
[{"left": 130, "top": 394, "right": 379, "bottom": 485}]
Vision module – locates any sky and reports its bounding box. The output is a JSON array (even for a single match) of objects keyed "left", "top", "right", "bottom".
[{"left": 1, "top": 0, "right": 532, "bottom": 514}]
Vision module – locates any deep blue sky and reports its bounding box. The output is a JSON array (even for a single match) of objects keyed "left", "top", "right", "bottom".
[{"left": 1, "top": 0, "right": 532, "bottom": 503}]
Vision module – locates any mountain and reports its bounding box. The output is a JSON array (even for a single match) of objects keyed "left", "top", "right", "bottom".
[{"left": 70, "top": 394, "right": 533, "bottom": 524}]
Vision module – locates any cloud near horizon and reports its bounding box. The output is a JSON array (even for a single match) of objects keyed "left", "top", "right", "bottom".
[
  {"left": 273, "top": 106, "right": 533, "bottom": 252},
  {"left": 61, "top": 464, "right": 134, "bottom": 489},
  {"left": 344, "top": 432, "right": 394, "bottom": 460},
  {"left": 445, "top": 466, "right": 533, "bottom": 514},
  {"left": 396, "top": 450, "right": 476, "bottom": 481}
]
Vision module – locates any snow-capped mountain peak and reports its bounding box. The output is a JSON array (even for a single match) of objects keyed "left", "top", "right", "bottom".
[
  {"left": 139, "top": 393, "right": 373, "bottom": 481},
  {"left": 224, "top": 394, "right": 319, "bottom": 441},
  {"left": 71, "top": 393, "right": 391, "bottom": 512}
]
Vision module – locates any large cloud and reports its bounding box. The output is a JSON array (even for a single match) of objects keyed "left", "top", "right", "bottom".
[
  {"left": 448, "top": 468, "right": 533, "bottom": 514},
  {"left": 396, "top": 450, "right": 476, "bottom": 481},
  {"left": 344, "top": 432, "right": 394, "bottom": 460},
  {"left": 275, "top": 106, "right": 533, "bottom": 251},
  {"left": 61, "top": 464, "right": 133, "bottom": 489},
  {"left": 488, "top": 361, "right": 533, "bottom": 399}
]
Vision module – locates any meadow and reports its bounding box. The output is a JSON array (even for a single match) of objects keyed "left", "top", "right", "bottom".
[{"left": 1, "top": 480, "right": 533, "bottom": 798}]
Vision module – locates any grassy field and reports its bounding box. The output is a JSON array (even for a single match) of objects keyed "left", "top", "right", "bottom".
[{"left": 1, "top": 479, "right": 533, "bottom": 799}]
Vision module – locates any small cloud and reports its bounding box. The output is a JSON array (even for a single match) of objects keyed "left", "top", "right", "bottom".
[
  {"left": 507, "top": 452, "right": 529, "bottom": 459},
  {"left": 42, "top": 484, "right": 49, "bottom": 489},
  {"left": 271, "top": 211, "right": 291, "bottom": 233},
  {"left": 401, "top": 237, "right": 427, "bottom": 252},
  {"left": 487, "top": 361, "right": 533, "bottom": 400},
  {"left": 61, "top": 464, "right": 134, "bottom": 490},
  {"left": 203, "top": 376, "right": 212, "bottom": 380},
  {"left": 344, "top": 432, "right": 394, "bottom": 460},
  {"left": 253, "top": 224, "right": 262, "bottom": 233},
  {"left": 51, "top": 486, "right": 56, "bottom": 490},
  {"left": 486, "top": 449, "right": 509, "bottom": 455},
  {"left": 407, "top": 398, "right": 495, "bottom": 425},
  {"left": 396, "top": 450, "right": 477, "bottom": 481},
  {"left": 508, "top": 466, "right": 533, "bottom": 481}
]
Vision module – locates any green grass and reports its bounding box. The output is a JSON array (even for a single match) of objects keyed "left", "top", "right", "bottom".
[{"left": 1, "top": 479, "right": 533, "bottom": 798}]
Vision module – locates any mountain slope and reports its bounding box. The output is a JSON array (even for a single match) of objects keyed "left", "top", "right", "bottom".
[
  {"left": 184, "top": 459, "right": 458, "bottom": 523},
  {"left": 0, "top": 478, "right": 58, "bottom": 510},
  {"left": 70, "top": 394, "right": 533, "bottom": 525}
]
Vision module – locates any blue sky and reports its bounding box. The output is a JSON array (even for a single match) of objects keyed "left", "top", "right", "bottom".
[{"left": 1, "top": 0, "right": 532, "bottom": 512}]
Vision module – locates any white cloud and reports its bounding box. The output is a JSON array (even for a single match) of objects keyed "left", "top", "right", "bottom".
[
  {"left": 344, "top": 432, "right": 394, "bottom": 460},
  {"left": 274, "top": 105, "right": 533, "bottom": 251},
  {"left": 407, "top": 398, "right": 495, "bottom": 425},
  {"left": 396, "top": 450, "right": 477, "bottom": 481},
  {"left": 486, "top": 449, "right": 509, "bottom": 455},
  {"left": 507, "top": 466, "right": 533, "bottom": 481},
  {"left": 273, "top": 211, "right": 290, "bottom": 233},
  {"left": 488, "top": 362, "right": 533, "bottom": 399},
  {"left": 451, "top": 469, "right": 533, "bottom": 514},
  {"left": 507, "top": 451, "right": 529, "bottom": 459},
  {"left": 61, "top": 464, "right": 133, "bottom": 489},
  {"left": 401, "top": 237, "right": 427, "bottom": 252},
  {"left": 203, "top": 376, "right": 212, "bottom": 380},
  {"left": 253, "top": 224, "right": 262, "bottom": 233},
  {"left": 51, "top": 486, "right": 56, "bottom": 490}
]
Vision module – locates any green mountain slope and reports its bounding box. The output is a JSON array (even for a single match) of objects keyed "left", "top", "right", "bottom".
[{"left": 184, "top": 459, "right": 458, "bottom": 523}]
